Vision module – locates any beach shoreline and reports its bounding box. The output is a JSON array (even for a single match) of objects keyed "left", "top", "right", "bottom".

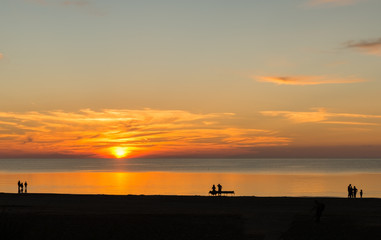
[{"left": 1, "top": 193, "right": 381, "bottom": 239}]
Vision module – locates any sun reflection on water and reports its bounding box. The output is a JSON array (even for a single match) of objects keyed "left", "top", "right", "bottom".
[{"left": 1, "top": 172, "right": 381, "bottom": 197}]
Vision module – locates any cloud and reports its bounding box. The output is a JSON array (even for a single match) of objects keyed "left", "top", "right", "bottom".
[
  {"left": 255, "top": 75, "right": 364, "bottom": 85},
  {"left": 306, "top": 0, "right": 365, "bottom": 7},
  {"left": 0, "top": 53, "right": 3, "bottom": 60},
  {"left": 345, "top": 38, "right": 381, "bottom": 56},
  {"left": 261, "top": 108, "right": 381, "bottom": 125},
  {"left": 0, "top": 109, "right": 291, "bottom": 158}
]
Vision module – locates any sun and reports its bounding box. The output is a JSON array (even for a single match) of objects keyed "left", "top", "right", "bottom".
[{"left": 111, "top": 147, "right": 129, "bottom": 158}]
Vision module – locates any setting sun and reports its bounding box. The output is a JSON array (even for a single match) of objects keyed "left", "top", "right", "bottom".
[{"left": 111, "top": 147, "right": 129, "bottom": 159}]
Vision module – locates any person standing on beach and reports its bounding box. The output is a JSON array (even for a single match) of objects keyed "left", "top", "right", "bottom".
[
  {"left": 348, "top": 184, "right": 352, "bottom": 198},
  {"left": 212, "top": 184, "right": 216, "bottom": 193},
  {"left": 353, "top": 186, "right": 358, "bottom": 198},
  {"left": 24, "top": 181, "right": 28, "bottom": 193},
  {"left": 360, "top": 189, "right": 363, "bottom": 198},
  {"left": 217, "top": 184, "right": 222, "bottom": 196},
  {"left": 17, "top": 180, "right": 21, "bottom": 194}
]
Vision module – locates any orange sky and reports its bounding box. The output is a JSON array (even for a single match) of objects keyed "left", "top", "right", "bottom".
[
  {"left": 0, "top": 108, "right": 380, "bottom": 158},
  {"left": 0, "top": 109, "right": 291, "bottom": 158},
  {"left": 1, "top": 1, "right": 381, "bottom": 158}
]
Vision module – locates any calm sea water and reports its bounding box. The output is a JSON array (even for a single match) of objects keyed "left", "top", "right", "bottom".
[{"left": 1, "top": 158, "right": 381, "bottom": 197}]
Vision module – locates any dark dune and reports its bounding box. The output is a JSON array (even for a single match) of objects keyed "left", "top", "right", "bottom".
[{"left": 0, "top": 193, "right": 380, "bottom": 240}]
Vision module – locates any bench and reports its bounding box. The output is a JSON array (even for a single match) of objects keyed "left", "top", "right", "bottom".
[{"left": 208, "top": 190, "right": 235, "bottom": 196}]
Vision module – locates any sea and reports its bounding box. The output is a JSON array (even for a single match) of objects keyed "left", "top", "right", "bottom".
[{"left": 1, "top": 158, "right": 381, "bottom": 197}]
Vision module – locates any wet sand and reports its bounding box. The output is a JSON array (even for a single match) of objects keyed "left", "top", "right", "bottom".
[{"left": 0, "top": 193, "right": 380, "bottom": 240}]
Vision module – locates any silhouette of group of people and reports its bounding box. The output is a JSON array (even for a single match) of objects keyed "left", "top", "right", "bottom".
[
  {"left": 17, "top": 180, "right": 28, "bottom": 194},
  {"left": 211, "top": 184, "right": 222, "bottom": 193},
  {"left": 209, "top": 184, "right": 235, "bottom": 196},
  {"left": 347, "top": 184, "right": 363, "bottom": 198}
]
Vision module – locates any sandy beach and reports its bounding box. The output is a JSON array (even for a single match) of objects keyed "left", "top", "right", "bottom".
[{"left": 0, "top": 193, "right": 380, "bottom": 240}]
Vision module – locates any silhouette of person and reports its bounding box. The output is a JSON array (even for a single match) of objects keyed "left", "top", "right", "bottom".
[
  {"left": 360, "top": 189, "right": 363, "bottom": 198},
  {"left": 353, "top": 186, "right": 357, "bottom": 198},
  {"left": 347, "top": 184, "right": 352, "bottom": 198},
  {"left": 17, "top": 180, "right": 21, "bottom": 194},
  {"left": 212, "top": 184, "right": 216, "bottom": 192},
  {"left": 217, "top": 184, "right": 222, "bottom": 196},
  {"left": 313, "top": 200, "right": 325, "bottom": 223},
  {"left": 20, "top": 182, "right": 23, "bottom": 194},
  {"left": 24, "top": 181, "right": 28, "bottom": 194}
]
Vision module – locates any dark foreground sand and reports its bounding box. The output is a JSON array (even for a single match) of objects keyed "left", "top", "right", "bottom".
[{"left": 0, "top": 193, "right": 380, "bottom": 240}]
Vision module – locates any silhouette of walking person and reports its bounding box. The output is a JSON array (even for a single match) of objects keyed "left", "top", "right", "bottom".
[
  {"left": 353, "top": 186, "right": 357, "bottom": 198},
  {"left": 360, "top": 189, "right": 363, "bottom": 198},
  {"left": 20, "top": 182, "right": 23, "bottom": 194},
  {"left": 212, "top": 184, "right": 216, "bottom": 192},
  {"left": 17, "top": 180, "right": 21, "bottom": 194},
  {"left": 24, "top": 181, "right": 28, "bottom": 194}
]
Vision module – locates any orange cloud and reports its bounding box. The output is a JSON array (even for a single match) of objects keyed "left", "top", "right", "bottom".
[
  {"left": 0, "top": 109, "right": 291, "bottom": 158},
  {"left": 255, "top": 76, "right": 364, "bottom": 85},
  {"left": 345, "top": 38, "right": 381, "bottom": 56},
  {"left": 261, "top": 108, "right": 381, "bottom": 125}
]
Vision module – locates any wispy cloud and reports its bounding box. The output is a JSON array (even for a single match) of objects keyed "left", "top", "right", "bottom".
[
  {"left": 255, "top": 75, "right": 364, "bottom": 85},
  {"left": 261, "top": 108, "right": 381, "bottom": 125},
  {"left": 345, "top": 38, "right": 381, "bottom": 56},
  {"left": 0, "top": 109, "right": 290, "bottom": 158},
  {"left": 306, "top": 0, "right": 365, "bottom": 7}
]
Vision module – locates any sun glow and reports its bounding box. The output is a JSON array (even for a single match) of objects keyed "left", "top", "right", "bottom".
[
  {"left": 111, "top": 147, "right": 129, "bottom": 158},
  {"left": 0, "top": 109, "right": 294, "bottom": 158}
]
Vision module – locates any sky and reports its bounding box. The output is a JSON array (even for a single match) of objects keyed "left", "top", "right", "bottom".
[{"left": 1, "top": 0, "right": 381, "bottom": 158}]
